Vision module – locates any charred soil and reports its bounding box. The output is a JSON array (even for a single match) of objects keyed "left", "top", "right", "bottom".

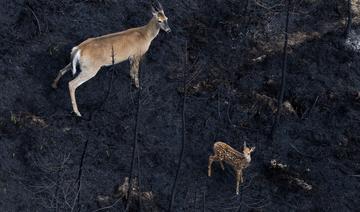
[{"left": 0, "top": 0, "right": 359, "bottom": 211}]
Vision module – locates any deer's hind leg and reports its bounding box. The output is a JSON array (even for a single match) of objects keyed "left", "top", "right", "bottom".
[
  {"left": 208, "top": 155, "right": 215, "bottom": 177},
  {"left": 219, "top": 161, "right": 225, "bottom": 170},
  {"left": 68, "top": 64, "right": 100, "bottom": 117},
  {"left": 208, "top": 155, "right": 223, "bottom": 177},
  {"left": 52, "top": 63, "right": 71, "bottom": 89}
]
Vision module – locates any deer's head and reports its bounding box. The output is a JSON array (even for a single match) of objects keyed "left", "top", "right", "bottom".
[
  {"left": 151, "top": 1, "right": 171, "bottom": 33},
  {"left": 243, "top": 141, "right": 255, "bottom": 156}
]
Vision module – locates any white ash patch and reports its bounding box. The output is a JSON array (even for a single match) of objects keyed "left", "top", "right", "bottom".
[{"left": 345, "top": 30, "right": 360, "bottom": 52}]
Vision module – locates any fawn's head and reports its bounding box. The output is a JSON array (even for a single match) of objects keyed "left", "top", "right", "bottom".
[
  {"left": 151, "top": 1, "right": 171, "bottom": 33},
  {"left": 243, "top": 142, "right": 255, "bottom": 156}
]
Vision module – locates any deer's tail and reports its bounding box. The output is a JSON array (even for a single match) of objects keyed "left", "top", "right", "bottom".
[{"left": 71, "top": 47, "right": 81, "bottom": 76}]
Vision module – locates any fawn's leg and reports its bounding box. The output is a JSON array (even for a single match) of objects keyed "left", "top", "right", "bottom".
[
  {"left": 219, "top": 161, "right": 225, "bottom": 170},
  {"left": 68, "top": 65, "right": 99, "bottom": 116},
  {"left": 240, "top": 170, "right": 244, "bottom": 183},
  {"left": 52, "top": 63, "right": 71, "bottom": 89},
  {"left": 236, "top": 170, "right": 242, "bottom": 195},
  {"left": 208, "top": 155, "right": 216, "bottom": 177}
]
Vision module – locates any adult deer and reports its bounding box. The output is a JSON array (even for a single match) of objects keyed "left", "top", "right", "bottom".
[{"left": 52, "top": 1, "right": 170, "bottom": 116}]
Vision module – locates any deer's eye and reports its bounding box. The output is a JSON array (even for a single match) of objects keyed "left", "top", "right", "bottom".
[{"left": 158, "top": 20, "right": 162, "bottom": 23}]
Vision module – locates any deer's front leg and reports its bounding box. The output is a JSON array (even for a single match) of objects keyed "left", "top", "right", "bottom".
[
  {"left": 208, "top": 155, "right": 215, "bottom": 177},
  {"left": 129, "top": 56, "right": 140, "bottom": 88},
  {"left": 240, "top": 170, "right": 244, "bottom": 183},
  {"left": 236, "top": 170, "right": 242, "bottom": 195}
]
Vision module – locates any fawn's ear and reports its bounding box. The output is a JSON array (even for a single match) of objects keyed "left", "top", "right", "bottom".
[
  {"left": 250, "top": 147, "right": 256, "bottom": 152},
  {"left": 243, "top": 141, "right": 247, "bottom": 148}
]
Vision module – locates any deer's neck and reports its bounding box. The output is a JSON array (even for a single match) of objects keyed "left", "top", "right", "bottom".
[
  {"left": 144, "top": 17, "right": 160, "bottom": 40},
  {"left": 244, "top": 154, "right": 251, "bottom": 163}
]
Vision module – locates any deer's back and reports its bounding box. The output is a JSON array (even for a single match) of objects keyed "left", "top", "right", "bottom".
[
  {"left": 213, "top": 142, "right": 246, "bottom": 167},
  {"left": 76, "top": 27, "right": 150, "bottom": 67}
]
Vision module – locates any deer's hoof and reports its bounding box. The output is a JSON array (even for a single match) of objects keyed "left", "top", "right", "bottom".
[
  {"left": 51, "top": 83, "right": 58, "bottom": 89},
  {"left": 132, "top": 79, "right": 140, "bottom": 88},
  {"left": 72, "top": 111, "right": 82, "bottom": 117}
]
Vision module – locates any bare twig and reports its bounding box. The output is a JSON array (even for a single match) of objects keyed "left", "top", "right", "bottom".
[
  {"left": 193, "top": 190, "right": 197, "bottom": 211},
  {"left": 289, "top": 139, "right": 327, "bottom": 159},
  {"left": 169, "top": 42, "right": 188, "bottom": 211},
  {"left": 344, "top": 0, "right": 352, "bottom": 38},
  {"left": 226, "top": 97, "right": 235, "bottom": 127},
  {"left": 242, "top": 198, "right": 271, "bottom": 209},
  {"left": 26, "top": 4, "right": 41, "bottom": 34},
  {"left": 125, "top": 60, "right": 143, "bottom": 212},
  {"left": 254, "top": 0, "right": 284, "bottom": 10},
  {"left": 70, "top": 182, "right": 82, "bottom": 212},
  {"left": 289, "top": 142, "right": 315, "bottom": 158},
  {"left": 217, "top": 90, "right": 221, "bottom": 120},
  {"left": 202, "top": 191, "right": 206, "bottom": 212},
  {"left": 186, "top": 58, "right": 204, "bottom": 87},
  {"left": 93, "top": 198, "right": 123, "bottom": 212},
  {"left": 71, "top": 139, "right": 89, "bottom": 212},
  {"left": 301, "top": 95, "right": 319, "bottom": 119},
  {"left": 136, "top": 105, "right": 143, "bottom": 212},
  {"left": 272, "top": 0, "right": 291, "bottom": 138},
  {"left": 102, "top": 46, "right": 116, "bottom": 108},
  {"left": 274, "top": 194, "right": 299, "bottom": 210}
]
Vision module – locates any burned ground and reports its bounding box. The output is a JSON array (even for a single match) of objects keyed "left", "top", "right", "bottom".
[{"left": 0, "top": 0, "right": 360, "bottom": 211}]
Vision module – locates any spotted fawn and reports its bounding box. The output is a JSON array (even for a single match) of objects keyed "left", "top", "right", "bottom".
[{"left": 208, "top": 141, "right": 255, "bottom": 195}]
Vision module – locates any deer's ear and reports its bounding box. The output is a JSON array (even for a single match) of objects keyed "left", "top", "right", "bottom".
[
  {"left": 243, "top": 141, "right": 247, "bottom": 148},
  {"left": 250, "top": 147, "right": 256, "bottom": 152},
  {"left": 151, "top": 6, "right": 157, "bottom": 16},
  {"left": 157, "top": 1, "right": 163, "bottom": 10}
]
